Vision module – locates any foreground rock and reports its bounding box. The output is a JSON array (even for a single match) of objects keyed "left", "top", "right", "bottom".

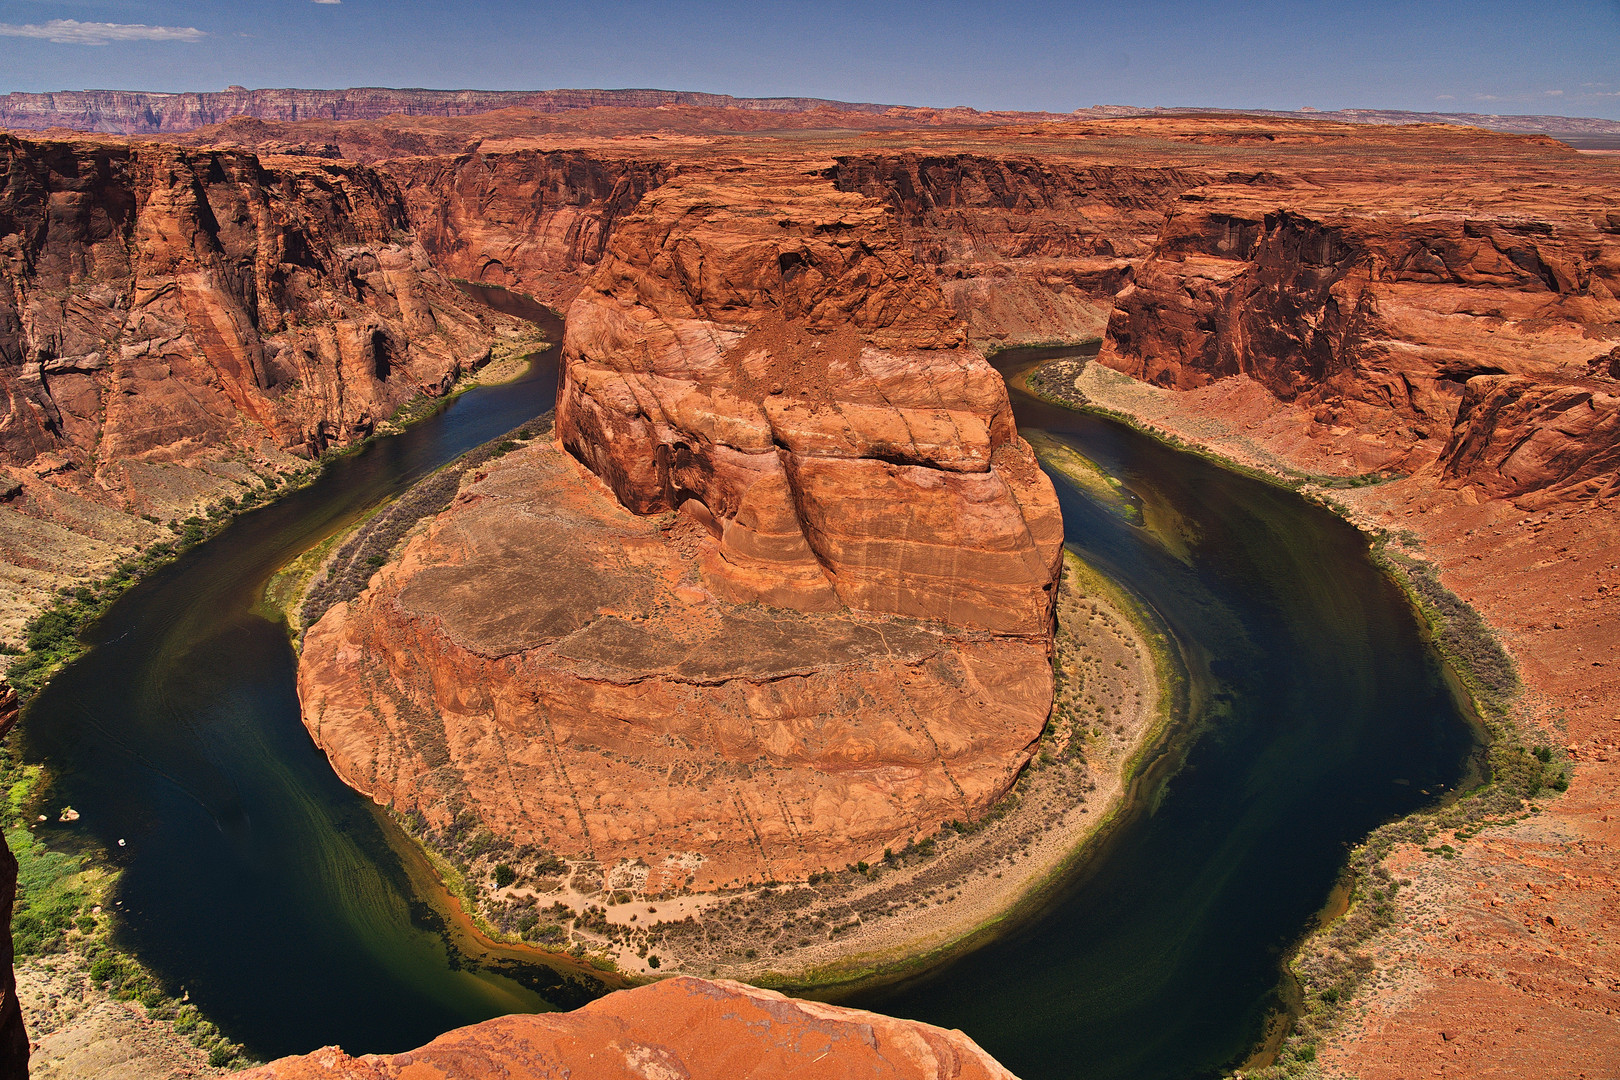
[
  {"left": 243, "top": 977, "right": 1015, "bottom": 1080},
  {"left": 0, "top": 682, "right": 29, "bottom": 1079}
]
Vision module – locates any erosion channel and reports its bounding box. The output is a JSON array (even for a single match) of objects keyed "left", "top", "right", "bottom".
[{"left": 17, "top": 294, "right": 1480, "bottom": 1077}]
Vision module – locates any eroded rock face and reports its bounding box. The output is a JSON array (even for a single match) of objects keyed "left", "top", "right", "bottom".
[
  {"left": 0, "top": 132, "right": 515, "bottom": 636},
  {"left": 384, "top": 151, "right": 670, "bottom": 307},
  {"left": 830, "top": 154, "right": 1206, "bottom": 348},
  {"left": 557, "top": 167, "right": 1063, "bottom": 634},
  {"left": 1100, "top": 185, "right": 1620, "bottom": 483},
  {"left": 1439, "top": 373, "right": 1620, "bottom": 503},
  {"left": 299, "top": 438, "right": 1051, "bottom": 885},
  {"left": 1, "top": 134, "right": 501, "bottom": 466},
  {"left": 243, "top": 977, "right": 1016, "bottom": 1080}
]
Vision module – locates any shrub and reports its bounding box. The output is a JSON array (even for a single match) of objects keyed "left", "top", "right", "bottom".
[{"left": 493, "top": 863, "right": 516, "bottom": 889}]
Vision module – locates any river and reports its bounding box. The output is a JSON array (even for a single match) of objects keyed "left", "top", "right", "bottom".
[{"left": 18, "top": 314, "right": 1478, "bottom": 1076}]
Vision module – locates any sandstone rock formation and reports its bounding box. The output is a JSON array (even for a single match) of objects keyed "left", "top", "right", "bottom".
[
  {"left": 830, "top": 154, "right": 1206, "bottom": 349},
  {"left": 300, "top": 165, "right": 1062, "bottom": 884},
  {"left": 0, "top": 132, "right": 519, "bottom": 637},
  {"left": 556, "top": 167, "right": 1063, "bottom": 632},
  {"left": 242, "top": 977, "right": 1016, "bottom": 1080},
  {"left": 1439, "top": 372, "right": 1620, "bottom": 504},
  {"left": 384, "top": 151, "right": 670, "bottom": 307},
  {"left": 1098, "top": 169, "right": 1620, "bottom": 485},
  {"left": 300, "top": 437, "right": 1054, "bottom": 885}
]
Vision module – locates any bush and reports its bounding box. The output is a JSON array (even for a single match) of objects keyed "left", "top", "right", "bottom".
[{"left": 493, "top": 863, "right": 516, "bottom": 888}]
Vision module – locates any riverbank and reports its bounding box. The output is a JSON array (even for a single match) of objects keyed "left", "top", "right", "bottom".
[
  {"left": 2, "top": 319, "right": 553, "bottom": 1078},
  {"left": 652, "top": 549, "right": 1173, "bottom": 986},
  {"left": 1022, "top": 353, "right": 1618, "bottom": 1078},
  {"left": 5, "top": 325, "right": 548, "bottom": 700},
  {"left": 0, "top": 743, "right": 244, "bottom": 1076},
  {"left": 293, "top": 474, "right": 1174, "bottom": 987}
]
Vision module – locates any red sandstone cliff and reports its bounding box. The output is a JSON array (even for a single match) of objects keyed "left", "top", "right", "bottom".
[
  {"left": 0, "top": 132, "right": 518, "bottom": 637},
  {"left": 556, "top": 166, "right": 1063, "bottom": 631},
  {"left": 383, "top": 150, "right": 670, "bottom": 307},
  {"left": 243, "top": 977, "right": 1015, "bottom": 1080},
  {"left": 830, "top": 154, "right": 1208, "bottom": 347},
  {"left": 1098, "top": 176, "right": 1620, "bottom": 490}
]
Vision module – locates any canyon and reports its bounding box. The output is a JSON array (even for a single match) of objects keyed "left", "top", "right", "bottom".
[
  {"left": 0, "top": 133, "right": 534, "bottom": 641},
  {"left": 297, "top": 160, "right": 1065, "bottom": 890},
  {"left": 0, "top": 100, "right": 1615, "bottom": 1078}
]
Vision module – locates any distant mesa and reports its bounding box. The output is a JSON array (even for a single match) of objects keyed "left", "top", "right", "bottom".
[{"left": 2, "top": 85, "right": 1618, "bottom": 141}]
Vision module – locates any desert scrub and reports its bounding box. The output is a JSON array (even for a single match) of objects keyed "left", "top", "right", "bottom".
[
  {"left": 1255, "top": 549, "right": 1568, "bottom": 1078},
  {"left": 298, "top": 418, "right": 552, "bottom": 637}
]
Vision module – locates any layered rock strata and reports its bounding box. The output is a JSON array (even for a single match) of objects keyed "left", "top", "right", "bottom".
[
  {"left": 1099, "top": 177, "right": 1620, "bottom": 488},
  {"left": 0, "top": 132, "right": 517, "bottom": 636},
  {"left": 0, "top": 88, "right": 894, "bottom": 135},
  {"left": 243, "top": 977, "right": 1016, "bottom": 1080},
  {"left": 300, "top": 438, "right": 1053, "bottom": 885},
  {"left": 384, "top": 150, "right": 670, "bottom": 307},
  {"left": 300, "top": 166, "right": 1062, "bottom": 883},
  {"left": 556, "top": 167, "right": 1063, "bottom": 633},
  {"left": 830, "top": 154, "right": 1207, "bottom": 348}
]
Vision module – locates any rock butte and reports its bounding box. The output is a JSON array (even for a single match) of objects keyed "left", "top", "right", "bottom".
[
  {"left": 0, "top": 104, "right": 1615, "bottom": 1078},
  {"left": 241, "top": 977, "right": 1015, "bottom": 1080},
  {"left": 298, "top": 161, "right": 1064, "bottom": 885}
]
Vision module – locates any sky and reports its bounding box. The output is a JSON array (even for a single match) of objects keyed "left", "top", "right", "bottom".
[{"left": 0, "top": 0, "right": 1617, "bottom": 120}]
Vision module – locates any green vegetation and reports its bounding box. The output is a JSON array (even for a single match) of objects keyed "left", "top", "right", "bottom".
[
  {"left": 7, "top": 467, "right": 323, "bottom": 700},
  {"left": 1256, "top": 544, "right": 1566, "bottom": 1078},
  {"left": 0, "top": 742, "right": 248, "bottom": 1066}
]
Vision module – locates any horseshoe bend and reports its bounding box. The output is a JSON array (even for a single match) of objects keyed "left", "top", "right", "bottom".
[
  {"left": 0, "top": 88, "right": 1614, "bottom": 1080},
  {"left": 297, "top": 166, "right": 1068, "bottom": 890}
]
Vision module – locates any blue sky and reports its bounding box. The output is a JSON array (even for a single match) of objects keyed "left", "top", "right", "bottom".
[{"left": 0, "top": 0, "right": 1616, "bottom": 119}]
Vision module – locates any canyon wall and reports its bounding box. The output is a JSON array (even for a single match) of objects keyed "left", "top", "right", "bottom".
[
  {"left": 0, "top": 132, "right": 517, "bottom": 636},
  {"left": 382, "top": 151, "right": 671, "bottom": 307},
  {"left": 830, "top": 154, "right": 1208, "bottom": 348},
  {"left": 1099, "top": 181, "right": 1620, "bottom": 490},
  {"left": 244, "top": 977, "right": 1015, "bottom": 1080}
]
